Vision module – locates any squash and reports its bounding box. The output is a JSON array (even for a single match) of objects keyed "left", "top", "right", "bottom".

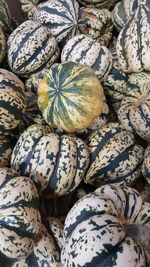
[
  {"left": 84, "top": 122, "right": 145, "bottom": 186},
  {"left": 142, "top": 145, "right": 150, "bottom": 184},
  {"left": 19, "top": 0, "right": 44, "bottom": 19},
  {"left": 0, "top": 136, "right": 13, "bottom": 167},
  {"left": 77, "top": 0, "right": 119, "bottom": 9},
  {"left": 38, "top": 61, "right": 104, "bottom": 132},
  {"left": 0, "top": 27, "right": 6, "bottom": 63},
  {"left": 34, "top": 0, "right": 85, "bottom": 46},
  {"left": 0, "top": 69, "right": 26, "bottom": 135},
  {"left": 116, "top": 1, "right": 150, "bottom": 73},
  {"left": 61, "top": 184, "right": 150, "bottom": 266},
  {"left": 61, "top": 34, "right": 112, "bottom": 81},
  {"left": 117, "top": 81, "right": 150, "bottom": 141},
  {"left": 7, "top": 20, "right": 59, "bottom": 77},
  {"left": 81, "top": 7, "right": 113, "bottom": 46},
  {"left": 0, "top": 0, "right": 11, "bottom": 32},
  {"left": 11, "top": 124, "right": 89, "bottom": 198},
  {"left": 12, "top": 221, "right": 63, "bottom": 267},
  {"left": 0, "top": 167, "right": 41, "bottom": 265}
]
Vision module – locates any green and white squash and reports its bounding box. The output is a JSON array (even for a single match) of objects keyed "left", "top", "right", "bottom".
[
  {"left": 11, "top": 124, "right": 89, "bottom": 198},
  {"left": 7, "top": 20, "right": 59, "bottom": 77},
  {"left": 81, "top": 7, "right": 113, "bottom": 46},
  {"left": 117, "top": 82, "right": 150, "bottom": 141},
  {"left": 12, "top": 221, "right": 63, "bottom": 267},
  {"left": 38, "top": 61, "right": 104, "bottom": 132},
  {"left": 25, "top": 68, "right": 49, "bottom": 94},
  {"left": 61, "top": 184, "right": 150, "bottom": 266},
  {"left": 116, "top": 0, "right": 150, "bottom": 73},
  {"left": 84, "top": 122, "right": 145, "bottom": 186},
  {"left": 0, "top": 69, "right": 26, "bottom": 135},
  {"left": 19, "top": 0, "right": 45, "bottom": 19},
  {"left": 61, "top": 34, "right": 112, "bottom": 81},
  {"left": 0, "top": 27, "right": 6, "bottom": 63},
  {"left": 0, "top": 0, "right": 11, "bottom": 32},
  {"left": 0, "top": 167, "right": 41, "bottom": 265},
  {"left": 77, "top": 0, "right": 119, "bottom": 9},
  {"left": 142, "top": 145, "right": 150, "bottom": 184},
  {"left": 34, "top": 0, "right": 85, "bottom": 46},
  {"left": 0, "top": 136, "right": 13, "bottom": 167}
]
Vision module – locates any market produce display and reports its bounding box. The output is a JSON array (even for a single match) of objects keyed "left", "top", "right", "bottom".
[{"left": 0, "top": 0, "right": 149, "bottom": 265}]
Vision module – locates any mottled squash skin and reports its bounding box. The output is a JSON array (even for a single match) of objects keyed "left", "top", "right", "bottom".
[{"left": 38, "top": 61, "right": 104, "bottom": 132}]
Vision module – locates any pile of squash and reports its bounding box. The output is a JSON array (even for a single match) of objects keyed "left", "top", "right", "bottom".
[{"left": 0, "top": 0, "right": 150, "bottom": 266}]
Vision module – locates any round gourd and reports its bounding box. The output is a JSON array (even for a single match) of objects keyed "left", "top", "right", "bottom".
[
  {"left": 0, "top": 69, "right": 26, "bottom": 135},
  {"left": 84, "top": 122, "right": 145, "bottom": 186},
  {"left": 34, "top": 0, "right": 85, "bottom": 46},
  {"left": 0, "top": 136, "right": 14, "bottom": 167},
  {"left": 11, "top": 124, "right": 89, "bottom": 198},
  {"left": 0, "top": 27, "right": 6, "bottom": 63},
  {"left": 61, "top": 34, "right": 112, "bottom": 81},
  {"left": 0, "top": 167, "right": 41, "bottom": 265},
  {"left": 117, "top": 82, "right": 150, "bottom": 141},
  {"left": 142, "top": 145, "right": 150, "bottom": 184},
  {"left": 81, "top": 7, "right": 113, "bottom": 46},
  {"left": 0, "top": 0, "right": 11, "bottom": 32},
  {"left": 61, "top": 184, "right": 150, "bottom": 267},
  {"left": 116, "top": 1, "right": 150, "bottom": 73},
  {"left": 7, "top": 20, "right": 59, "bottom": 77},
  {"left": 38, "top": 61, "right": 104, "bottom": 132}
]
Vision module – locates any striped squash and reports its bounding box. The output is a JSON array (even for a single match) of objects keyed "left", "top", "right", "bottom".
[
  {"left": 84, "top": 122, "right": 145, "bottom": 186},
  {"left": 81, "top": 7, "right": 113, "bottom": 46},
  {"left": 117, "top": 82, "right": 150, "bottom": 141},
  {"left": 0, "top": 69, "right": 26, "bottom": 135},
  {"left": 19, "top": 0, "right": 45, "bottom": 19},
  {"left": 7, "top": 20, "right": 59, "bottom": 77},
  {"left": 0, "top": 0, "right": 11, "bottom": 32},
  {"left": 142, "top": 145, "right": 150, "bottom": 184},
  {"left": 77, "top": 0, "right": 119, "bottom": 9},
  {"left": 38, "top": 61, "right": 104, "bottom": 132},
  {"left": 0, "top": 167, "right": 41, "bottom": 265},
  {"left": 116, "top": 1, "right": 150, "bottom": 73},
  {"left": 0, "top": 27, "right": 6, "bottom": 63},
  {"left": 0, "top": 136, "right": 13, "bottom": 167},
  {"left": 61, "top": 184, "right": 150, "bottom": 267},
  {"left": 61, "top": 34, "right": 112, "bottom": 81},
  {"left": 12, "top": 221, "right": 63, "bottom": 267},
  {"left": 34, "top": 0, "right": 85, "bottom": 46},
  {"left": 25, "top": 68, "right": 49, "bottom": 94},
  {"left": 11, "top": 124, "right": 89, "bottom": 198}
]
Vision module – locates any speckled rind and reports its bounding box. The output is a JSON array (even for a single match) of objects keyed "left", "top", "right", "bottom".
[
  {"left": 61, "top": 34, "right": 112, "bottom": 81},
  {"left": 142, "top": 145, "right": 150, "bottom": 184},
  {"left": 0, "top": 0, "right": 11, "bottom": 32},
  {"left": 34, "top": 0, "right": 85, "bottom": 46},
  {"left": 117, "top": 83, "right": 150, "bottom": 141},
  {"left": 0, "top": 136, "right": 13, "bottom": 167},
  {"left": 84, "top": 122, "right": 144, "bottom": 186},
  {"left": 45, "top": 217, "right": 64, "bottom": 251},
  {"left": 38, "top": 61, "right": 104, "bottom": 132},
  {"left": 0, "top": 69, "right": 26, "bottom": 134},
  {"left": 11, "top": 124, "right": 89, "bottom": 197},
  {"left": 61, "top": 184, "right": 148, "bottom": 267},
  {"left": 7, "top": 20, "right": 59, "bottom": 77},
  {"left": 81, "top": 8, "right": 113, "bottom": 46},
  {"left": 0, "top": 167, "right": 41, "bottom": 264},
  {"left": 0, "top": 27, "right": 6, "bottom": 63}
]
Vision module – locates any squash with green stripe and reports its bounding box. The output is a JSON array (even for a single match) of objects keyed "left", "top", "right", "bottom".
[
  {"left": 0, "top": 0, "right": 11, "bottom": 32},
  {"left": 81, "top": 7, "right": 113, "bottom": 46},
  {"left": 0, "top": 136, "right": 14, "bottom": 167},
  {"left": 12, "top": 219, "right": 64, "bottom": 267},
  {"left": 61, "top": 184, "right": 150, "bottom": 267},
  {"left": 0, "top": 69, "right": 26, "bottom": 135},
  {"left": 11, "top": 124, "right": 89, "bottom": 198},
  {"left": 19, "top": 0, "right": 45, "bottom": 19},
  {"left": 34, "top": 0, "right": 85, "bottom": 46},
  {"left": 116, "top": 0, "right": 150, "bottom": 73},
  {"left": 142, "top": 145, "right": 150, "bottom": 184},
  {"left": 0, "top": 167, "right": 41, "bottom": 265},
  {"left": 84, "top": 122, "right": 144, "bottom": 186},
  {"left": 61, "top": 34, "right": 112, "bottom": 81},
  {"left": 117, "top": 82, "right": 150, "bottom": 141},
  {"left": 7, "top": 20, "right": 59, "bottom": 77},
  {"left": 38, "top": 61, "right": 104, "bottom": 132},
  {"left": 77, "top": 0, "right": 119, "bottom": 9},
  {"left": 0, "top": 27, "right": 6, "bottom": 63}
]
